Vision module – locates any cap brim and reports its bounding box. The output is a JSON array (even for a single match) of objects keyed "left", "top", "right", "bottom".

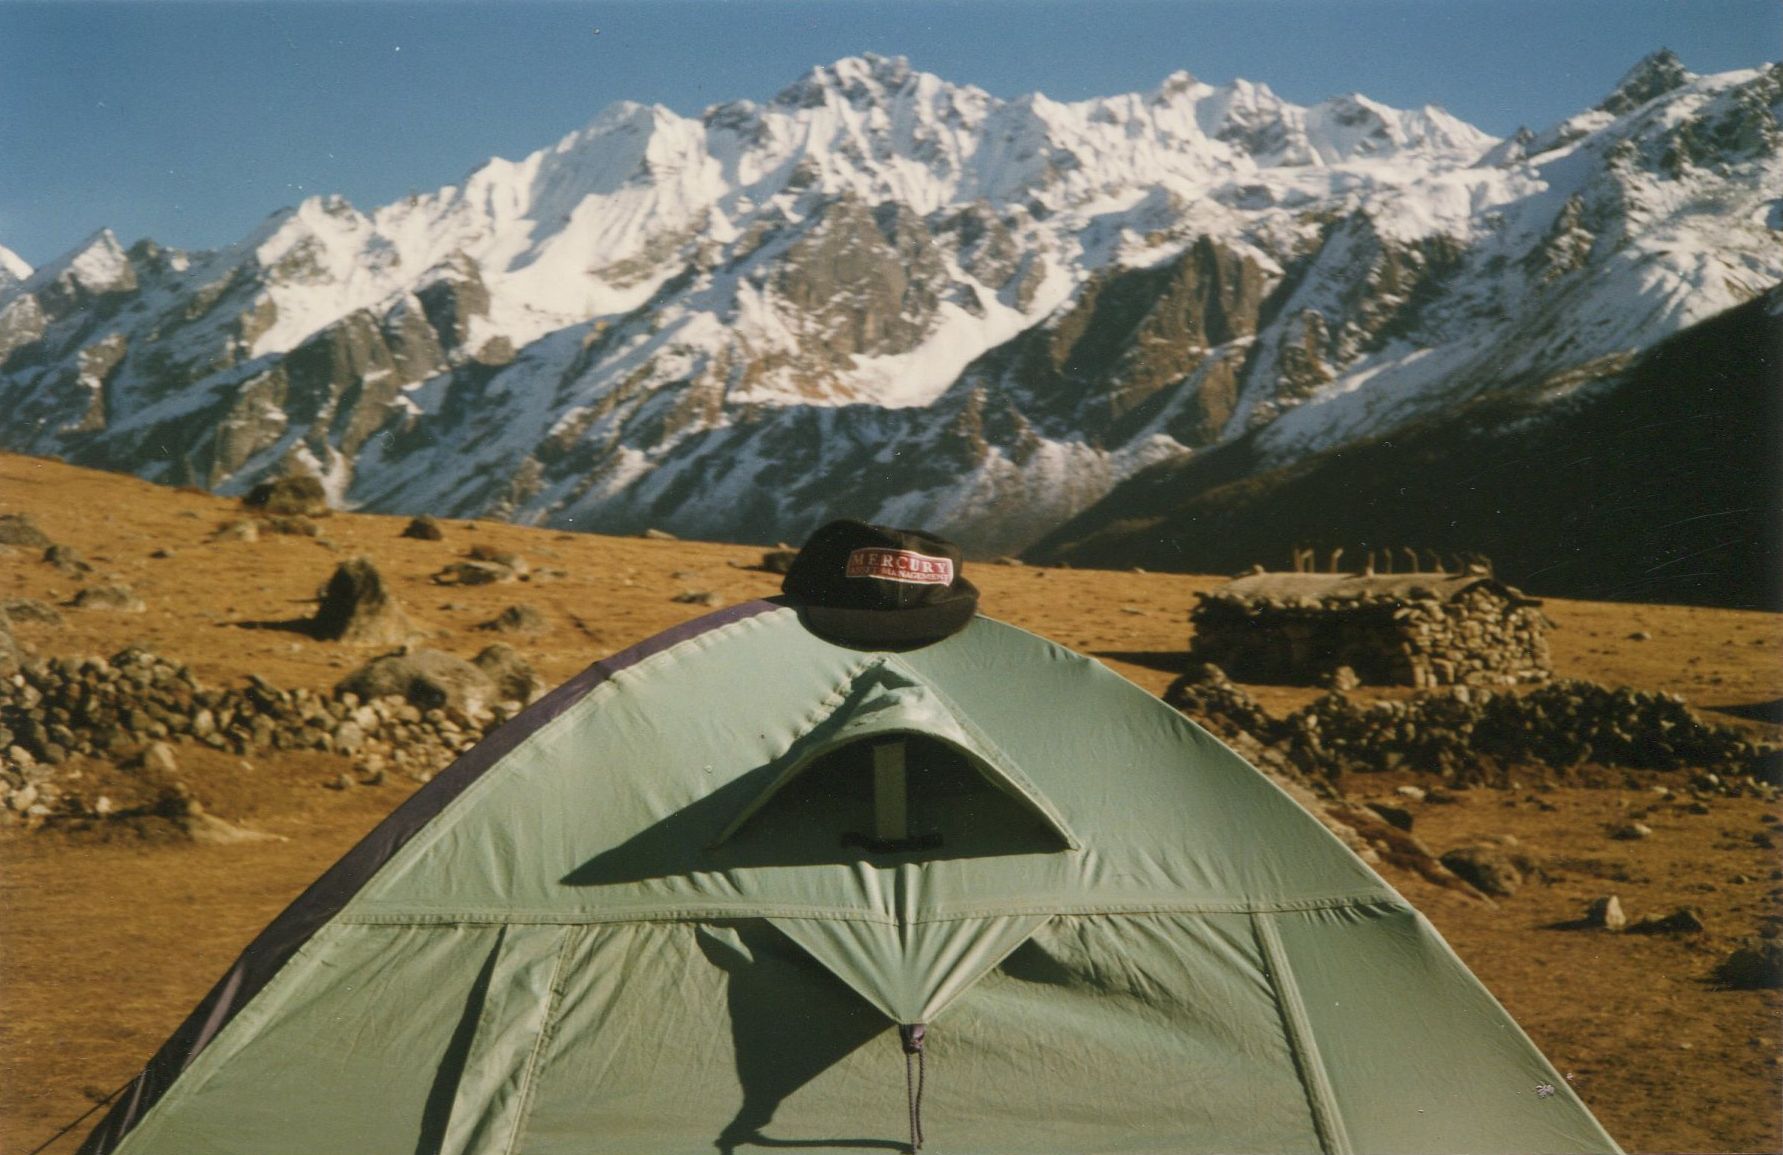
[{"left": 794, "top": 584, "right": 979, "bottom": 649}]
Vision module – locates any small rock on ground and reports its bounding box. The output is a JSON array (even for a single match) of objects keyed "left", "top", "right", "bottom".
[
  {"left": 1586, "top": 895, "right": 1627, "bottom": 930},
  {"left": 401, "top": 515, "right": 445, "bottom": 541},
  {"left": 1629, "top": 907, "right": 1707, "bottom": 935},
  {"left": 477, "top": 604, "right": 549, "bottom": 634},
  {"left": 70, "top": 585, "right": 146, "bottom": 613},
  {"left": 1439, "top": 845, "right": 1524, "bottom": 897},
  {"left": 243, "top": 475, "right": 329, "bottom": 517}
]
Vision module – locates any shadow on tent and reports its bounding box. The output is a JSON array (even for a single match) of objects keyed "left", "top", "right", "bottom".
[
  {"left": 409, "top": 921, "right": 903, "bottom": 1154},
  {"left": 560, "top": 736, "right": 1067, "bottom": 887}
]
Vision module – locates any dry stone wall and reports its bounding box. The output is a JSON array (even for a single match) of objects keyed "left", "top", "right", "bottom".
[
  {"left": 0, "top": 646, "right": 530, "bottom": 828},
  {"left": 1165, "top": 664, "right": 1773, "bottom": 789},
  {"left": 1189, "top": 577, "right": 1551, "bottom": 687}
]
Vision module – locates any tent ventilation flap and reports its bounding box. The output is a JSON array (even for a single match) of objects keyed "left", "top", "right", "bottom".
[{"left": 714, "top": 659, "right": 1079, "bottom": 854}]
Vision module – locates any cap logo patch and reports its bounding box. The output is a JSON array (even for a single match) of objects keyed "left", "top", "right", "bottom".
[{"left": 845, "top": 547, "right": 955, "bottom": 586}]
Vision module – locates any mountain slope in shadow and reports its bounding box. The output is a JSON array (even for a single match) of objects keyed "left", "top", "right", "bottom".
[{"left": 1026, "top": 288, "right": 1783, "bottom": 611}]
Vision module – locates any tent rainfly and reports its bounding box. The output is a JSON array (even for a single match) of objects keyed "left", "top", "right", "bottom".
[{"left": 80, "top": 600, "right": 1620, "bottom": 1155}]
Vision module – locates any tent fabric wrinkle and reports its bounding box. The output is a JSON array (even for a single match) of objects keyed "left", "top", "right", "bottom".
[
  {"left": 83, "top": 606, "right": 1621, "bottom": 1155},
  {"left": 767, "top": 912, "right": 1053, "bottom": 1024}
]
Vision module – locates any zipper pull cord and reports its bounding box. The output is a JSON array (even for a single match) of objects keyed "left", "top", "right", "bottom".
[{"left": 899, "top": 1023, "right": 927, "bottom": 1152}]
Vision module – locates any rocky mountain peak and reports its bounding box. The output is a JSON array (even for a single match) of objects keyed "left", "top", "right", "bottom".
[
  {"left": 774, "top": 53, "right": 921, "bottom": 110},
  {"left": 0, "top": 244, "right": 32, "bottom": 291},
  {"left": 1599, "top": 49, "right": 1694, "bottom": 117},
  {"left": 1151, "top": 69, "right": 1204, "bottom": 103},
  {"left": 1477, "top": 125, "right": 1538, "bottom": 168},
  {"left": 24, "top": 228, "right": 136, "bottom": 301}
]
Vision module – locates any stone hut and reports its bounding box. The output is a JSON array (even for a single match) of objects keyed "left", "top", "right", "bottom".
[{"left": 1189, "top": 572, "right": 1551, "bottom": 688}]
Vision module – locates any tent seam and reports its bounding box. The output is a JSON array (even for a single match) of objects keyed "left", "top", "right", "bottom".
[
  {"left": 1254, "top": 912, "right": 1354, "bottom": 1155},
  {"left": 336, "top": 894, "right": 1411, "bottom": 927},
  {"left": 782, "top": 655, "right": 891, "bottom": 746},
  {"left": 707, "top": 654, "right": 896, "bottom": 844},
  {"left": 498, "top": 926, "right": 581, "bottom": 1155},
  {"left": 884, "top": 655, "right": 1084, "bottom": 851}
]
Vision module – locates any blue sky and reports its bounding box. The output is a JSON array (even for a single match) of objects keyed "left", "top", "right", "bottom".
[{"left": 1, "top": 0, "right": 1776, "bottom": 266}]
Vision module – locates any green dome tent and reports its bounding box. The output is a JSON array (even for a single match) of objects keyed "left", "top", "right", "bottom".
[{"left": 81, "top": 601, "right": 1619, "bottom": 1154}]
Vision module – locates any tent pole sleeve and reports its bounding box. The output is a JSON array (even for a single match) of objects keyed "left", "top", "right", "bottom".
[{"left": 1254, "top": 913, "right": 1353, "bottom": 1155}]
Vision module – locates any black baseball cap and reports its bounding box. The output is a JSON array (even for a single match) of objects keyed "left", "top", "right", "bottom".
[{"left": 782, "top": 520, "right": 980, "bottom": 648}]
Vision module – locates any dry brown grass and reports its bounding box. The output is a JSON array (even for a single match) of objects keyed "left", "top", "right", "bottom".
[{"left": 1, "top": 453, "right": 1778, "bottom": 1153}]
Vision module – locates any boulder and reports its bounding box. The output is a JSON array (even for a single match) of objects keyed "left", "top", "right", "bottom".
[
  {"left": 467, "top": 543, "right": 529, "bottom": 575},
  {"left": 759, "top": 549, "right": 799, "bottom": 575},
  {"left": 673, "top": 590, "right": 723, "bottom": 607},
  {"left": 1363, "top": 802, "right": 1413, "bottom": 831},
  {"left": 1, "top": 598, "right": 62, "bottom": 626},
  {"left": 1438, "top": 845, "right": 1523, "bottom": 897},
  {"left": 156, "top": 784, "right": 281, "bottom": 844},
  {"left": 1629, "top": 907, "right": 1707, "bottom": 935},
  {"left": 137, "top": 741, "right": 180, "bottom": 776},
  {"left": 70, "top": 584, "right": 146, "bottom": 613},
  {"left": 642, "top": 528, "right": 678, "bottom": 541},
  {"left": 1714, "top": 939, "right": 1783, "bottom": 989},
  {"left": 401, "top": 515, "right": 445, "bottom": 541},
  {"left": 43, "top": 544, "right": 91, "bottom": 575},
  {"left": 310, "top": 557, "right": 418, "bottom": 644},
  {"left": 477, "top": 604, "right": 548, "bottom": 634},
  {"left": 472, "top": 643, "right": 541, "bottom": 703},
  {"left": 259, "top": 514, "right": 320, "bottom": 537},
  {"left": 243, "top": 475, "right": 329, "bottom": 517},
  {"left": 0, "top": 513, "right": 53, "bottom": 547},
  {"left": 336, "top": 650, "right": 496, "bottom": 716},
  {"left": 433, "top": 560, "right": 518, "bottom": 586},
  {"left": 212, "top": 519, "right": 261, "bottom": 542}
]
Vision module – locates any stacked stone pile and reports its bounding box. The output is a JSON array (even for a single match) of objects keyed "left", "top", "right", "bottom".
[
  {"left": 1190, "top": 573, "right": 1551, "bottom": 688},
  {"left": 1291, "top": 681, "right": 1762, "bottom": 779},
  {"left": 0, "top": 611, "right": 20, "bottom": 679},
  {"left": 0, "top": 646, "right": 529, "bottom": 827},
  {"left": 1161, "top": 663, "right": 1277, "bottom": 744},
  {"left": 1162, "top": 667, "right": 1502, "bottom": 894},
  {"left": 1165, "top": 667, "right": 1770, "bottom": 785}
]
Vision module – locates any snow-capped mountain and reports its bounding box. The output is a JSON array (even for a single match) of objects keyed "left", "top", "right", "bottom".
[{"left": 1, "top": 51, "right": 1777, "bottom": 554}]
